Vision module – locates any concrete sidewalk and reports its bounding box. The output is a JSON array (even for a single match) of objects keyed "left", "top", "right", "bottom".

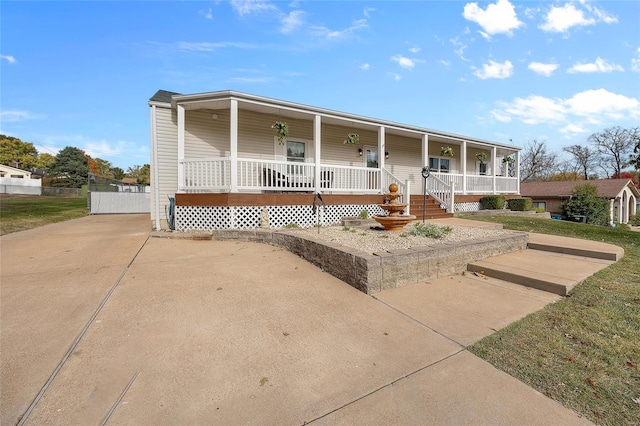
[{"left": 1, "top": 216, "right": 592, "bottom": 425}]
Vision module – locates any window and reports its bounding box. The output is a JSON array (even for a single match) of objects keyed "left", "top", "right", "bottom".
[
  {"left": 286, "top": 140, "right": 305, "bottom": 163},
  {"left": 429, "top": 157, "right": 450, "bottom": 173},
  {"left": 479, "top": 163, "right": 487, "bottom": 176},
  {"left": 532, "top": 201, "right": 546, "bottom": 210}
]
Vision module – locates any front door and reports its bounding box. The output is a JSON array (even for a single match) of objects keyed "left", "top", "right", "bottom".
[
  {"left": 363, "top": 146, "right": 378, "bottom": 190},
  {"left": 364, "top": 147, "right": 378, "bottom": 168}
]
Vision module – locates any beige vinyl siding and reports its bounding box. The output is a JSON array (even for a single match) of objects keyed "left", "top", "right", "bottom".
[
  {"left": 320, "top": 124, "right": 377, "bottom": 167},
  {"left": 184, "top": 110, "right": 230, "bottom": 158},
  {"left": 385, "top": 134, "right": 423, "bottom": 194},
  {"left": 237, "top": 110, "right": 313, "bottom": 159},
  {"left": 152, "top": 106, "right": 178, "bottom": 225}
]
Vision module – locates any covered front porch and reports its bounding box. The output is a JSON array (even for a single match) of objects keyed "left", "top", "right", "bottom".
[{"left": 163, "top": 91, "right": 519, "bottom": 210}]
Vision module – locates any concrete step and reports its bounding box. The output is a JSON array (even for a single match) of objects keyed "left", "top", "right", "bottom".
[
  {"left": 527, "top": 233, "right": 624, "bottom": 261},
  {"left": 467, "top": 249, "right": 615, "bottom": 296}
]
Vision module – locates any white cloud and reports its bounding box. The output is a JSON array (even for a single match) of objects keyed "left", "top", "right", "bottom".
[
  {"left": 176, "top": 41, "right": 256, "bottom": 52},
  {"left": 407, "top": 43, "right": 421, "bottom": 54},
  {"left": 494, "top": 95, "right": 567, "bottom": 124},
  {"left": 310, "top": 18, "right": 368, "bottom": 40},
  {"left": 632, "top": 48, "right": 640, "bottom": 72},
  {"left": 230, "top": 0, "right": 277, "bottom": 16},
  {"left": 359, "top": 63, "right": 370, "bottom": 70},
  {"left": 439, "top": 60, "right": 451, "bottom": 67},
  {"left": 198, "top": 8, "right": 213, "bottom": 19},
  {"left": 280, "top": 10, "right": 305, "bottom": 34},
  {"left": 559, "top": 123, "right": 587, "bottom": 135},
  {"left": 528, "top": 61, "right": 559, "bottom": 76},
  {"left": 474, "top": 60, "right": 514, "bottom": 79},
  {"left": 391, "top": 55, "right": 417, "bottom": 70},
  {"left": 491, "top": 88, "right": 639, "bottom": 127},
  {"left": 83, "top": 139, "right": 129, "bottom": 158},
  {"left": 389, "top": 73, "right": 402, "bottom": 81},
  {"left": 539, "top": 2, "right": 617, "bottom": 33},
  {"left": 450, "top": 37, "right": 470, "bottom": 62},
  {"left": 567, "top": 57, "right": 624, "bottom": 73},
  {"left": 565, "top": 88, "right": 639, "bottom": 121},
  {"left": 0, "top": 110, "right": 42, "bottom": 122},
  {"left": 1, "top": 54, "right": 17, "bottom": 63},
  {"left": 363, "top": 7, "right": 375, "bottom": 18},
  {"left": 463, "top": 0, "right": 523, "bottom": 36}
]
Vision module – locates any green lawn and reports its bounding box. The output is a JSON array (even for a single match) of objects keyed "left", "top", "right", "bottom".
[
  {"left": 0, "top": 194, "right": 88, "bottom": 235},
  {"left": 463, "top": 215, "right": 640, "bottom": 425}
]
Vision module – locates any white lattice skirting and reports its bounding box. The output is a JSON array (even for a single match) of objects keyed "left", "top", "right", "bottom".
[
  {"left": 454, "top": 202, "right": 481, "bottom": 212},
  {"left": 176, "top": 204, "right": 386, "bottom": 231}
]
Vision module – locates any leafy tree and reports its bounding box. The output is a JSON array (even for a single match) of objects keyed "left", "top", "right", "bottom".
[
  {"left": 589, "top": 126, "right": 639, "bottom": 178},
  {"left": 631, "top": 138, "right": 640, "bottom": 171},
  {"left": 111, "top": 167, "right": 125, "bottom": 180},
  {"left": 0, "top": 134, "right": 39, "bottom": 169},
  {"left": 86, "top": 155, "right": 101, "bottom": 177},
  {"left": 47, "top": 146, "right": 89, "bottom": 188},
  {"left": 95, "top": 158, "right": 114, "bottom": 178},
  {"left": 562, "top": 144, "right": 598, "bottom": 180},
  {"left": 127, "top": 164, "right": 150, "bottom": 185},
  {"left": 35, "top": 153, "right": 56, "bottom": 170},
  {"left": 548, "top": 171, "right": 583, "bottom": 181},
  {"left": 562, "top": 184, "right": 609, "bottom": 226},
  {"left": 520, "top": 140, "right": 558, "bottom": 182}
]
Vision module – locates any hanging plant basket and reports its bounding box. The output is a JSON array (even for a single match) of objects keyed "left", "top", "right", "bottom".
[
  {"left": 440, "top": 146, "right": 454, "bottom": 157},
  {"left": 502, "top": 155, "right": 514, "bottom": 163},
  {"left": 343, "top": 133, "right": 360, "bottom": 144},
  {"left": 476, "top": 152, "right": 488, "bottom": 163},
  {"left": 272, "top": 121, "right": 289, "bottom": 145}
]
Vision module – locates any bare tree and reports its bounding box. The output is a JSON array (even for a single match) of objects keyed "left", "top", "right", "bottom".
[
  {"left": 519, "top": 140, "right": 558, "bottom": 182},
  {"left": 589, "top": 126, "right": 639, "bottom": 178},
  {"left": 562, "top": 144, "right": 599, "bottom": 180}
]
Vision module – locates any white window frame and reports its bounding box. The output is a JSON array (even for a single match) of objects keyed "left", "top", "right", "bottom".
[{"left": 429, "top": 156, "right": 452, "bottom": 173}]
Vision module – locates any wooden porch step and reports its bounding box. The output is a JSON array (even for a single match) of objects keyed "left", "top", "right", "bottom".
[{"left": 409, "top": 196, "right": 453, "bottom": 220}]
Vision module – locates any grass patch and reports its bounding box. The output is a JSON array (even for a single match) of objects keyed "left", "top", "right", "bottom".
[
  {"left": 0, "top": 195, "right": 87, "bottom": 235},
  {"left": 463, "top": 215, "right": 640, "bottom": 425}
]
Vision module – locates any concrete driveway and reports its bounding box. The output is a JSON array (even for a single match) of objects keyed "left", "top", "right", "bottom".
[{"left": 1, "top": 215, "right": 591, "bottom": 425}]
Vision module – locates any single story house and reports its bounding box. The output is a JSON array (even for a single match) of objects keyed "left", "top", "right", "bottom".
[
  {"left": 0, "top": 164, "right": 33, "bottom": 179},
  {"left": 0, "top": 164, "right": 42, "bottom": 195},
  {"left": 521, "top": 179, "right": 639, "bottom": 224},
  {"left": 149, "top": 90, "right": 522, "bottom": 231}
]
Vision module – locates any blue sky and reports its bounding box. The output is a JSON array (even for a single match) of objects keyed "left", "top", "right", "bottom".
[{"left": 1, "top": 0, "right": 639, "bottom": 170}]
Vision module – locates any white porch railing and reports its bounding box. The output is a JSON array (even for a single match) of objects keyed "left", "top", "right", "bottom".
[
  {"left": 426, "top": 173, "right": 455, "bottom": 213},
  {"left": 319, "top": 164, "right": 380, "bottom": 194},
  {"left": 239, "top": 159, "right": 316, "bottom": 191},
  {"left": 496, "top": 176, "right": 519, "bottom": 193},
  {"left": 181, "top": 158, "right": 517, "bottom": 199},
  {"left": 182, "top": 158, "right": 230, "bottom": 191}
]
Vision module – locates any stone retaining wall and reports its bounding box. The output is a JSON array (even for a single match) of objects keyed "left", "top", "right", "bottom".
[{"left": 208, "top": 228, "right": 529, "bottom": 295}]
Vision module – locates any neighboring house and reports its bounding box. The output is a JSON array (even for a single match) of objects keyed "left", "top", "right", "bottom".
[
  {"left": 0, "top": 164, "right": 32, "bottom": 179},
  {"left": 149, "top": 89, "right": 522, "bottom": 231},
  {"left": 0, "top": 164, "right": 42, "bottom": 195},
  {"left": 521, "top": 179, "right": 639, "bottom": 224}
]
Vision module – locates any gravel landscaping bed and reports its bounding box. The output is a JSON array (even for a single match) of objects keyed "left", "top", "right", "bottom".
[{"left": 294, "top": 223, "right": 513, "bottom": 254}]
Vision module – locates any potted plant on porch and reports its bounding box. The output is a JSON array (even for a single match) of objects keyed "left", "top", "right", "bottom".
[
  {"left": 343, "top": 133, "right": 360, "bottom": 144},
  {"left": 440, "top": 146, "right": 454, "bottom": 157},
  {"left": 272, "top": 121, "right": 289, "bottom": 145},
  {"left": 476, "top": 152, "right": 488, "bottom": 163}
]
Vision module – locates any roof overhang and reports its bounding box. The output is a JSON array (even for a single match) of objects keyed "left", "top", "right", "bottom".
[{"left": 163, "top": 90, "right": 520, "bottom": 151}]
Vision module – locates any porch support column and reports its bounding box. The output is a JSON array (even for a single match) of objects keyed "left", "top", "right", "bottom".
[
  {"left": 378, "top": 126, "right": 386, "bottom": 192},
  {"left": 609, "top": 199, "right": 615, "bottom": 225},
  {"left": 177, "top": 104, "right": 185, "bottom": 191},
  {"left": 618, "top": 196, "right": 624, "bottom": 223},
  {"left": 461, "top": 141, "right": 467, "bottom": 194},
  {"left": 230, "top": 99, "right": 238, "bottom": 193},
  {"left": 515, "top": 150, "right": 520, "bottom": 194},
  {"left": 492, "top": 146, "right": 497, "bottom": 194},
  {"left": 314, "top": 115, "right": 321, "bottom": 192}
]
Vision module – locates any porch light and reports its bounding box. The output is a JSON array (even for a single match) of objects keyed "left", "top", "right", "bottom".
[
  {"left": 385, "top": 151, "right": 389, "bottom": 160},
  {"left": 358, "top": 148, "right": 363, "bottom": 156}
]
